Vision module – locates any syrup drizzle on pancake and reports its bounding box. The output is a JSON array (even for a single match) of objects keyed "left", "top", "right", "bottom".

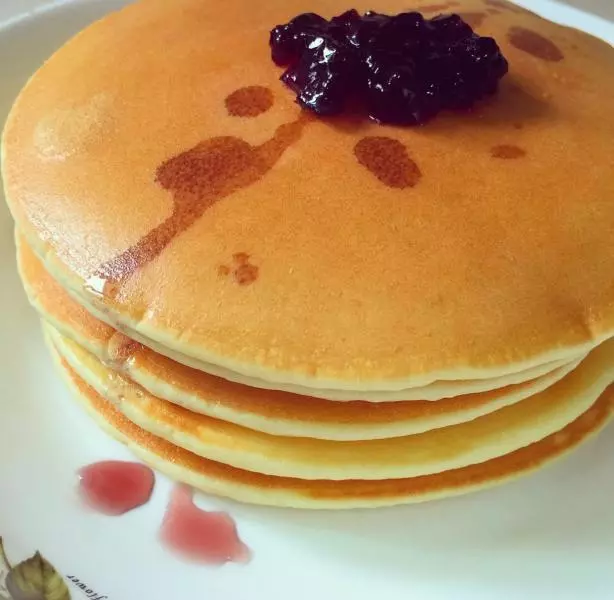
[
  {"left": 354, "top": 137, "right": 422, "bottom": 189},
  {"left": 84, "top": 6, "right": 547, "bottom": 300},
  {"left": 508, "top": 27, "right": 564, "bottom": 62},
  {"left": 225, "top": 86, "right": 274, "bottom": 117},
  {"left": 491, "top": 144, "right": 526, "bottom": 159},
  {"left": 90, "top": 107, "right": 426, "bottom": 296},
  {"left": 93, "top": 106, "right": 309, "bottom": 293}
]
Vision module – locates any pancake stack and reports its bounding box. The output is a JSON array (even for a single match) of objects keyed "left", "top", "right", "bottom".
[{"left": 2, "top": 0, "right": 614, "bottom": 509}]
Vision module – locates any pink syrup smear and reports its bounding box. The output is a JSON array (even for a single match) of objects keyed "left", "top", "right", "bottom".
[
  {"left": 78, "top": 460, "right": 155, "bottom": 516},
  {"left": 160, "top": 484, "right": 251, "bottom": 565}
]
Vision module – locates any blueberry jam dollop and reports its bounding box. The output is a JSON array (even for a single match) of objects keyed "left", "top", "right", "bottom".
[{"left": 270, "top": 10, "right": 509, "bottom": 124}]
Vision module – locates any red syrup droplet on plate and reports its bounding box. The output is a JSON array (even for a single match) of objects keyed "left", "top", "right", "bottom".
[
  {"left": 160, "top": 485, "right": 251, "bottom": 565},
  {"left": 78, "top": 461, "right": 155, "bottom": 516}
]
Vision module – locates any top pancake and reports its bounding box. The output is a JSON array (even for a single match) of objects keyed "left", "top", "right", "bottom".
[{"left": 3, "top": 0, "right": 614, "bottom": 391}]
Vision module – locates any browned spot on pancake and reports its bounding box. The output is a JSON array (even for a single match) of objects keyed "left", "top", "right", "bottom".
[
  {"left": 94, "top": 112, "right": 309, "bottom": 292},
  {"left": 486, "top": 8, "right": 502, "bottom": 15},
  {"left": 417, "top": 3, "right": 451, "bottom": 12},
  {"left": 484, "top": 0, "right": 522, "bottom": 12},
  {"left": 234, "top": 263, "right": 259, "bottom": 286},
  {"left": 508, "top": 27, "right": 564, "bottom": 62},
  {"left": 354, "top": 137, "right": 421, "bottom": 189},
  {"left": 458, "top": 12, "right": 487, "bottom": 28},
  {"left": 107, "top": 331, "right": 143, "bottom": 365},
  {"left": 218, "top": 253, "right": 259, "bottom": 285},
  {"left": 491, "top": 144, "right": 526, "bottom": 159},
  {"left": 233, "top": 252, "right": 250, "bottom": 265},
  {"left": 513, "top": 122, "right": 524, "bottom": 130},
  {"left": 225, "top": 86, "right": 274, "bottom": 118}
]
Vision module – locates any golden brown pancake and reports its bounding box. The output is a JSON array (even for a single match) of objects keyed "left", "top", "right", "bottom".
[
  {"left": 19, "top": 237, "right": 584, "bottom": 440},
  {"left": 45, "top": 332, "right": 614, "bottom": 508},
  {"left": 48, "top": 324, "right": 614, "bottom": 480},
  {"left": 4, "top": 0, "right": 614, "bottom": 392}
]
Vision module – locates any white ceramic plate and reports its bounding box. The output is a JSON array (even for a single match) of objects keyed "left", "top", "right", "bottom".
[{"left": 1, "top": 2, "right": 614, "bottom": 599}]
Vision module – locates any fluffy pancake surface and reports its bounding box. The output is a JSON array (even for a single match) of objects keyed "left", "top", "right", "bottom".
[{"left": 3, "top": 0, "right": 614, "bottom": 392}]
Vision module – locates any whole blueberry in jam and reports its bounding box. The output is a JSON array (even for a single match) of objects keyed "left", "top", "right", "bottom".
[{"left": 269, "top": 10, "right": 508, "bottom": 124}]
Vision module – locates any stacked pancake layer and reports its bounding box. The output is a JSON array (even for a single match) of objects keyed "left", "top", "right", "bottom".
[
  {"left": 18, "top": 237, "right": 614, "bottom": 508},
  {"left": 3, "top": 0, "right": 614, "bottom": 508}
]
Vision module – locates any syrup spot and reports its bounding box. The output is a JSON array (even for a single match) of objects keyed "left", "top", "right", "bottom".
[
  {"left": 234, "top": 263, "right": 259, "bottom": 286},
  {"left": 93, "top": 113, "right": 308, "bottom": 292},
  {"left": 219, "top": 253, "right": 259, "bottom": 285},
  {"left": 484, "top": 0, "right": 522, "bottom": 12},
  {"left": 354, "top": 137, "right": 421, "bottom": 189},
  {"left": 491, "top": 144, "right": 526, "bottom": 159},
  {"left": 78, "top": 461, "right": 154, "bottom": 516},
  {"left": 508, "top": 27, "right": 564, "bottom": 62},
  {"left": 160, "top": 485, "right": 250, "bottom": 565},
  {"left": 225, "top": 86, "right": 274, "bottom": 117},
  {"left": 458, "top": 12, "right": 487, "bottom": 28},
  {"left": 513, "top": 122, "right": 524, "bottom": 130}
]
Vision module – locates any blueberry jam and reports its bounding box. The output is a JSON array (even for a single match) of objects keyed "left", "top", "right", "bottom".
[{"left": 270, "top": 10, "right": 508, "bottom": 124}]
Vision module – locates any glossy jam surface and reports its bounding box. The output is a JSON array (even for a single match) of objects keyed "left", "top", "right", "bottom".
[
  {"left": 160, "top": 485, "right": 251, "bottom": 565},
  {"left": 270, "top": 10, "right": 508, "bottom": 124},
  {"left": 78, "top": 461, "right": 155, "bottom": 516}
]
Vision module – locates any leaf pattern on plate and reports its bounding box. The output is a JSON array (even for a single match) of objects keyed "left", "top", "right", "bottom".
[
  {"left": 0, "top": 538, "right": 12, "bottom": 600},
  {"left": 0, "top": 538, "right": 70, "bottom": 600}
]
